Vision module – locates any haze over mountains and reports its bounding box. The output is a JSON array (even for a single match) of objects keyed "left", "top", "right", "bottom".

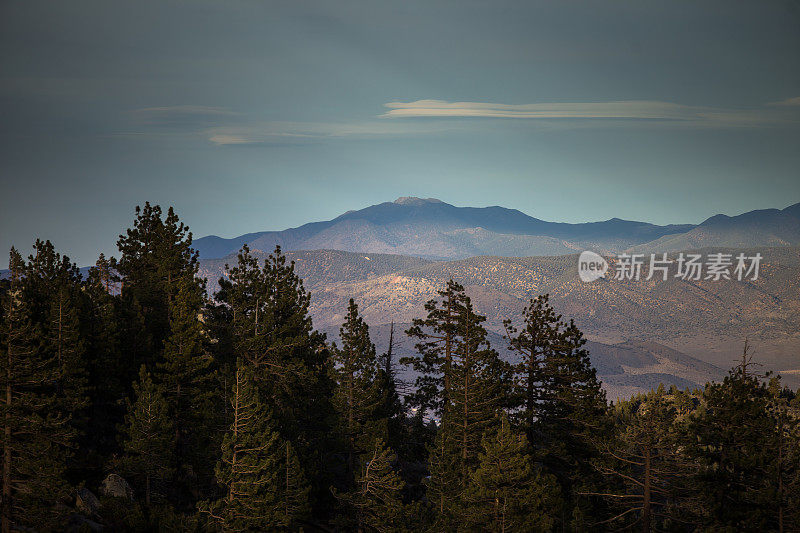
[{"left": 194, "top": 197, "right": 800, "bottom": 260}]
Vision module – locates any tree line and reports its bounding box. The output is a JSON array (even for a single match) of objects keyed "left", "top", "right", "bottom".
[{"left": 0, "top": 203, "right": 798, "bottom": 532}]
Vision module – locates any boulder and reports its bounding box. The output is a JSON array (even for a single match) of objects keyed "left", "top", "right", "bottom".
[
  {"left": 99, "top": 474, "right": 134, "bottom": 501},
  {"left": 76, "top": 487, "right": 100, "bottom": 516},
  {"left": 66, "top": 514, "right": 104, "bottom": 532}
]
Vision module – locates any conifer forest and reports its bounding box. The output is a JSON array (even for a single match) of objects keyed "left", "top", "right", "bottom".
[{"left": 1, "top": 203, "right": 798, "bottom": 532}]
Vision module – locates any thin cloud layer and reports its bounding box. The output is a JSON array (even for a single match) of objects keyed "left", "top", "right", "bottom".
[
  {"left": 381, "top": 99, "right": 800, "bottom": 127},
  {"left": 381, "top": 99, "right": 700, "bottom": 120}
]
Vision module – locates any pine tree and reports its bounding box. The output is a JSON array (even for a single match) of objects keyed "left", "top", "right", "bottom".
[
  {"left": 503, "top": 294, "right": 561, "bottom": 441},
  {"left": 82, "top": 254, "right": 126, "bottom": 476},
  {"left": 116, "top": 203, "right": 200, "bottom": 358},
  {"left": 766, "top": 378, "right": 800, "bottom": 533},
  {"left": 375, "top": 322, "right": 407, "bottom": 485},
  {"left": 331, "top": 299, "right": 385, "bottom": 481},
  {"left": 121, "top": 366, "right": 175, "bottom": 506},
  {"left": 334, "top": 438, "right": 406, "bottom": 533},
  {"left": 464, "top": 415, "right": 560, "bottom": 532},
  {"left": 24, "top": 240, "right": 89, "bottom": 429},
  {"left": 200, "top": 362, "right": 309, "bottom": 530},
  {"left": 402, "top": 279, "right": 467, "bottom": 417},
  {"left": 0, "top": 249, "right": 74, "bottom": 531},
  {"left": 156, "top": 273, "right": 217, "bottom": 502},
  {"left": 215, "top": 245, "right": 333, "bottom": 514},
  {"left": 408, "top": 287, "right": 510, "bottom": 524},
  {"left": 592, "top": 386, "right": 689, "bottom": 531},
  {"left": 450, "top": 299, "right": 509, "bottom": 469},
  {"left": 685, "top": 365, "right": 787, "bottom": 530}
]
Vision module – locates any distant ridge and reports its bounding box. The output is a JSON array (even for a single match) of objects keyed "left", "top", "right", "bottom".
[
  {"left": 193, "top": 197, "right": 698, "bottom": 260},
  {"left": 194, "top": 197, "right": 800, "bottom": 260},
  {"left": 628, "top": 201, "right": 800, "bottom": 252}
]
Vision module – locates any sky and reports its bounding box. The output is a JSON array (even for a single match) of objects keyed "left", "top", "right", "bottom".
[{"left": 1, "top": 0, "right": 799, "bottom": 266}]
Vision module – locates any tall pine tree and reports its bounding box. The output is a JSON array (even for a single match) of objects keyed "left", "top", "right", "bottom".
[
  {"left": 0, "top": 249, "right": 74, "bottom": 531},
  {"left": 215, "top": 245, "right": 334, "bottom": 516},
  {"left": 156, "top": 272, "right": 217, "bottom": 504},
  {"left": 121, "top": 366, "right": 175, "bottom": 506},
  {"left": 200, "top": 361, "right": 310, "bottom": 530},
  {"left": 463, "top": 415, "right": 560, "bottom": 532}
]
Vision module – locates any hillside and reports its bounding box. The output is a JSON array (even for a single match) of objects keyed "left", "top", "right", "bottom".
[
  {"left": 199, "top": 246, "right": 800, "bottom": 397},
  {"left": 631, "top": 202, "right": 800, "bottom": 252}
]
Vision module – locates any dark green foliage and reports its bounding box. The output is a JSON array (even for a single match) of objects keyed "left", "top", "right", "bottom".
[
  {"left": 406, "top": 284, "right": 511, "bottom": 525},
  {"left": 334, "top": 438, "right": 406, "bottom": 532},
  {"left": 120, "top": 366, "right": 175, "bottom": 506},
  {"left": 81, "top": 254, "right": 128, "bottom": 479},
  {"left": 403, "top": 279, "right": 466, "bottom": 417},
  {"left": 0, "top": 249, "right": 75, "bottom": 531},
  {"left": 767, "top": 380, "right": 800, "bottom": 532},
  {"left": 156, "top": 272, "right": 218, "bottom": 503},
  {"left": 116, "top": 203, "right": 200, "bottom": 360},
  {"left": 505, "top": 295, "right": 610, "bottom": 525},
  {"left": 594, "top": 385, "right": 691, "bottom": 531},
  {"left": 200, "top": 362, "right": 310, "bottom": 530},
  {"left": 331, "top": 299, "right": 386, "bottom": 483},
  {"left": 214, "top": 245, "right": 334, "bottom": 516},
  {"left": 464, "top": 415, "right": 560, "bottom": 532},
  {"left": 685, "top": 367, "right": 790, "bottom": 530}
]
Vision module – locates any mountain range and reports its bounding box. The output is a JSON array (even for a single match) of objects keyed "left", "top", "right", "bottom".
[
  {"left": 198, "top": 246, "right": 800, "bottom": 399},
  {"left": 192, "top": 197, "right": 800, "bottom": 398},
  {"left": 194, "top": 197, "right": 800, "bottom": 260}
]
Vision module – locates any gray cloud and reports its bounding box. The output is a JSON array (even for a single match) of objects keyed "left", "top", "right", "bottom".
[{"left": 770, "top": 96, "right": 800, "bottom": 106}]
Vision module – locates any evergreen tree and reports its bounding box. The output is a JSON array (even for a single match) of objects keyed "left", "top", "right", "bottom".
[
  {"left": 408, "top": 287, "right": 510, "bottom": 525},
  {"left": 331, "top": 299, "right": 385, "bottom": 482},
  {"left": 464, "top": 415, "right": 560, "bottom": 532},
  {"left": 505, "top": 297, "right": 609, "bottom": 526},
  {"left": 200, "top": 362, "right": 310, "bottom": 530},
  {"left": 377, "top": 322, "right": 405, "bottom": 454},
  {"left": 402, "top": 279, "right": 467, "bottom": 417},
  {"left": 116, "top": 203, "right": 200, "bottom": 358},
  {"left": 545, "top": 320, "right": 610, "bottom": 525},
  {"left": 685, "top": 366, "right": 788, "bottom": 530},
  {"left": 82, "top": 253, "right": 126, "bottom": 477},
  {"left": 156, "top": 273, "right": 217, "bottom": 503},
  {"left": 0, "top": 249, "right": 74, "bottom": 531},
  {"left": 503, "top": 294, "right": 561, "bottom": 441},
  {"left": 767, "top": 380, "right": 800, "bottom": 532},
  {"left": 24, "top": 240, "right": 89, "bottom": 432},
  {"left": 593, "top": 386, "right": 690, "bottom": 532},
  {"left": 334, "top": 438, "right": 406, "bottom": 533},
  {"left": 215, "top": 245, "right": 333, "bottom": 515},
  {"left": 121, "top": 366, "right": 175, "bottom": 506}
]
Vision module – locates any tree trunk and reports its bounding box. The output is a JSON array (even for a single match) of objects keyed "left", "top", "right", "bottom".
[
  {"left": 642, "top": 445, "right": 651, "bottom": 533},
  {"left": 3, "top": 340, "right": 13, "bottom": 533}
]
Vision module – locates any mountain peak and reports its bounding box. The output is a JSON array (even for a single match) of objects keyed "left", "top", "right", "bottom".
[{"left": 393, "top": 196, "right": 445, "bottom": 206}]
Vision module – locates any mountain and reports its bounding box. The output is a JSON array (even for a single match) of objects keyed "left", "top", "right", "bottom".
[
  {"left": 199, "top": 246, "right": 800, "bottom": 397},
  {"left": 631, "top": 202, "right": 800, "bottom": 252},
  {"left": 193, "top": 197, "right": 696, "bottom": 260}
]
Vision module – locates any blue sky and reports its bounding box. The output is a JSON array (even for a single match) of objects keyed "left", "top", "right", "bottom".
[{"left": 1, "top": 0, "right": 799, "bottom": 265}]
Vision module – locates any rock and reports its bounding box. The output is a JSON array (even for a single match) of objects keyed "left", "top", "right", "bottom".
[
  {"left": 76, "top": 487, "right": 100, "bottom": 516},
  {"left": 66, "top": 514, "right": 104, "bottom": 532},
  {"left": 99, "top": 474, "right": 134, "bottom": 501}
]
